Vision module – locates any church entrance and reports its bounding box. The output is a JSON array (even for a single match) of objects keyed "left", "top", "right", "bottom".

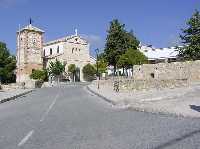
[{"left": 75, "top": 67, "right": 80, "bottom": 82}]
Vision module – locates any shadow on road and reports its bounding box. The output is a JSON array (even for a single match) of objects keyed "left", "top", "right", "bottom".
[
  {"left": 190, "top": 105, "right": 200, "bottom": 112},
  {"left": 153, "top": 129, "right": 200, "bottom": 149}
]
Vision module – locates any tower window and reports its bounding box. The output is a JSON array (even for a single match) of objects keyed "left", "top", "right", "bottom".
[
  {"left": 50, "top": 48, "right": 52, "bottom": 55},
  {"left": 44, "top": 49, "right": 46, "bottom": 56},
  {"left": 72, "top": 48, "right": 74, "bottom": 53},
  {"left": 150, "top": 73, "right": 155, "bottom": 78},
  {"left": 57, "top": 46, "right": 59, "bottom": 53}
]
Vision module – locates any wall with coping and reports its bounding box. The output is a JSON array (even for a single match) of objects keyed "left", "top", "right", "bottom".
[
  {"left": 97, "top": 60, "right": 200, "bottom": 91},
  {"left": 133, "top": 60, "right": 200, "bottom": 82}
]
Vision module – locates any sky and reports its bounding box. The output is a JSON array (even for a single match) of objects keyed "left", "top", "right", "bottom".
[{"left": 0, "top": 0, "right": 199, "bottom": 56}]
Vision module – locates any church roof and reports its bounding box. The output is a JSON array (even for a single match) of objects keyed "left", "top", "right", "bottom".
[
  {"left": 18, "top": 24, "right": 45, "bottom": 33},
  {"left": 44, "top": 35, "right": 88, "bottom": 46}
]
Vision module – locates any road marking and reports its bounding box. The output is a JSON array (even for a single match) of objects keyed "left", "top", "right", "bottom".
[
  {"left": 40, "top": 92, "right": 59, "bottom": 122},
  {"left": 18, "top": 130, "right": 34, "bottom": 147}
]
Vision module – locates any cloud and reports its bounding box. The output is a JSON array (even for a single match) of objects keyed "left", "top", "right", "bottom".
[
  {"left": 81, "top": 34, "right": 105, "bottom": 57},
  {"left": 0, "top": 0, "right": 28, "bottom": 8},
  {"left": 0, "top": 0, "right": 15, "bottom": 8},
  {"left": 167, "top": 34, "right": 182, "bottom": 47},
  {"left": 81, "top": 34, "right": 105, "bottom": 50}
]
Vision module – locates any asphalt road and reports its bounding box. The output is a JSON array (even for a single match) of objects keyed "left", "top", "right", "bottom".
[{"left": 0, "top": 84, "right": 200, "bottom": 149}]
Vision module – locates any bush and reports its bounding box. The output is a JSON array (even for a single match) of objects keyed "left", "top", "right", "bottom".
[
  {"left": 68, "top": 64, "right": 76, "bottom": 82},
  {"left": 30, "top": 69, "right": 48, "bottom": 81},
  {"left": 82, "top": 64, "right": 96, "bottom": 81}
]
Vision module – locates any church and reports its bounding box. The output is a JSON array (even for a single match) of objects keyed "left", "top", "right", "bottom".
[{"left": 16, "top": 22, "right": 95, "bottom": 83}]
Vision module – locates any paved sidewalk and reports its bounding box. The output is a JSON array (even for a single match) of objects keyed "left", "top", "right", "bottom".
[
  {"left": 88, "top": 83, "right": 200, "bottom": 118},
  {"left": 0, "top": 89, "right": 33, "bottom": 103}
]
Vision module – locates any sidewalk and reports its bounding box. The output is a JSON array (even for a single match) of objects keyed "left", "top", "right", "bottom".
[
  {"left": 0, "top": 89, "right": 33, "bottom": 104},
  {"left": 88, "top": 83, "right": 200, "bottom": 118}
]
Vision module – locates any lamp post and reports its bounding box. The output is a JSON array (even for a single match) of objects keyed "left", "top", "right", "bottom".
[{"left": 95, "top": 48, "right": 100, "bottom": 89}]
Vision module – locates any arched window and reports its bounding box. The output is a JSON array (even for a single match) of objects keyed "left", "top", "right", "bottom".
[
  {"left": 43, "top": 49, "right": 45, "bottom": 56},
  {"left": 50, "top": 48, "right": 52, "bottom": 55},
  {"left": 57, "top": 46, "right": 59, "bottom": 53}
]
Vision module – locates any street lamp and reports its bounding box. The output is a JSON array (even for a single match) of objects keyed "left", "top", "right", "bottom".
[{"left": 95, "top": 48, "right": 100, "bottom": 89}]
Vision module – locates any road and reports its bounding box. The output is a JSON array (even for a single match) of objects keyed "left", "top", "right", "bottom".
[{"left": 0, "top": 84, "right": 200, "bottom": 149}]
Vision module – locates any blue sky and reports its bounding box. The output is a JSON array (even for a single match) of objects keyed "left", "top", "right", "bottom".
[{"left": 0, "top": 0, "right": 199, "bottom": 56}]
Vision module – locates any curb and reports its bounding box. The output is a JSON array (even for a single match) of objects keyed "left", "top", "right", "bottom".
[
  {"left": 86, "top": 85, "right": 200, "bottom": 119},
  {"left": 127, "top": 105, "right": 200, "bottom": 119},
  {"left": 0, "top": 90, "right": 33, "bottom": 104},
  {"left": 86, "top": 86, "right": 117, "bottom": 106}
]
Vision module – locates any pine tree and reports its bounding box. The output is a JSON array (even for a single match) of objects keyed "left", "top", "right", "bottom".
[
  {"left": 179, "top": 10, "right": 200, "bottom": 60},
  {"left": 104, "top": 19, "right": 139, "bottom": 74},
  {"left": 0, "top": 42, "right": 16, "bottom": 83}
]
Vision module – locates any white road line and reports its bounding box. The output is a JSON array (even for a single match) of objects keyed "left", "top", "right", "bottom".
[
  {"left": 18, "top": 130, "right": 34, "bottom": 147},
  {"left": 40, "top": 92, "right": 59, "bottom": 122}
]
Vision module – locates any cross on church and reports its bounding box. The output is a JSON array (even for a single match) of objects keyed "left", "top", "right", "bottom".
[{"left": 75, "top": 29, "right": 78, "bottom": 36}]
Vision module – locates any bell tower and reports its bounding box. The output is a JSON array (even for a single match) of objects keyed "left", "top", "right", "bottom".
[{"left": 16, "top": 21, "right": 45, "bottom": 83}]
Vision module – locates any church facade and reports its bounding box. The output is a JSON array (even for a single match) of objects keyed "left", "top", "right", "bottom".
[{"left": 16, "top": 23, "right": 95, "bottom": 83}]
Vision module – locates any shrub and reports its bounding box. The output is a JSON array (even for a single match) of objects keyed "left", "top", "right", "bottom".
[
  {"left": 82, "top": 64, "right": 96, "bottom": 81},
  {"left": 68, "top": 64, "right": 76, "bottom": 82},
  {"left": 30, "top": 69, "right": 48, "bottom": 81}
]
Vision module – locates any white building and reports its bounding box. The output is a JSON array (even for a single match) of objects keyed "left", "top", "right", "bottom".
[
  {"left": 43, "top": 30, "right": 96, "bottom": 82},
  {"left": 139, "top": 44, "right": 179, "bottom": 63}
]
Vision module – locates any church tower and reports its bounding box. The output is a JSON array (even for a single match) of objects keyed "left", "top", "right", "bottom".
[{"left": 16, "top": 21, "right": 44, "bottom": 83}]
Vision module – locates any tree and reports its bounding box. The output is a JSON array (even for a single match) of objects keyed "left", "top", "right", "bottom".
[
  {"left": 98, "top": 59, "right": 108, "bottom": 74},
  {"left": 68, "top": 64, "right": 76, "bottom": 82},
  {"left": 82, "top": 63, "right": 96, "bottom": 81},
  {"left": 94, "top": 53, "right": 108, "bottom": 74},
  {"left": 48, "top": 60, "right": 65, "bottom": 83},
  {"left": 117, "top": 48, "right": 147, "bottom": 75},
  {"left": 0, "top": 42, "right": 16, "bottom": 83},
  {"left": 117, "top": 54, "right": 130, "bottom": 70},
  {"left": 179, "top": 10, "right": 200, "bottom": 60},
  {"left": 30, "top": 69, "right": 48, "bottom": 81},
  {"left": 104, "top": 19, "right": 139, "bottom": 74},
  {"left": 124, "top": 30, "right": 140, "bottom": 50},
  {"left": 128, "top": 49, "right": 147, "bottom": 65}
]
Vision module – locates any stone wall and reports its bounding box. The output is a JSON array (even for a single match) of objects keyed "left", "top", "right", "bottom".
[
  {"left": 96, "top": 77, "right": 188, "bottom": 91},
  {"left": 133, "top": 60, "right": 200, "bottom": 82},
  {"left": 97, "top": 60, "right": 200, "bottom": 91}
]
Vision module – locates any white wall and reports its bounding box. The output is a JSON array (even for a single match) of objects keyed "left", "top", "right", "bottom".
[{"left": 43, "top": 43, "right": 64, "bottom": 56}]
